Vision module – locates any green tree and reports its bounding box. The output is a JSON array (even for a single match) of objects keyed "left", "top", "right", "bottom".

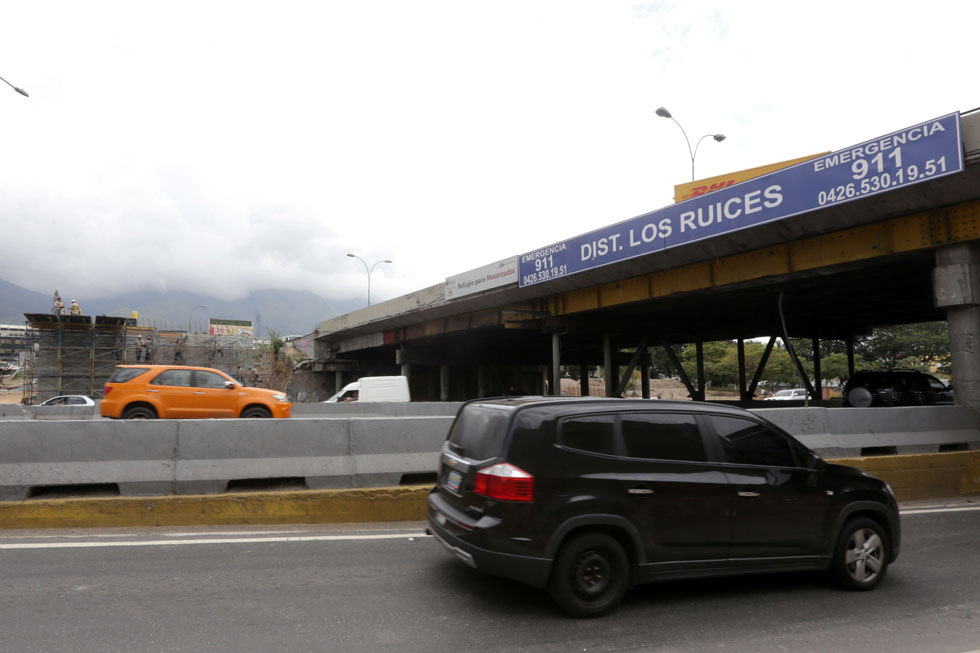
[
  {"left": 855, "top": 322, "right": 950, "bottom": 372},
  {"left": 268, "top": 328, "right": 285, "bottom": 360}
]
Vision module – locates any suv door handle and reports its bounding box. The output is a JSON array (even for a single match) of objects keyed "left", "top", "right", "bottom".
[
  {"left": 737, "top": 491, "right": 760, "bottom": 498},
  {"left": 627, "top": 488, "right": 654, "bottom": 495}
]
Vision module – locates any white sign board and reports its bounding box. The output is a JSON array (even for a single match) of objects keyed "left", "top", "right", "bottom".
[{"left": 446, "top": 257, "right": 519, "bottom": 300}]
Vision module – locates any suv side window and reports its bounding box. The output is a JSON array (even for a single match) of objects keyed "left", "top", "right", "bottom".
[
  {"left": 558, "top": 414, "right": 617, "bottom": 456},
  {"left": 151, "top": 369, "right": 193, "bottom": 387},
  {"left": 925, "top": 375, "right": 948, "bottom": 391},
  {"left": 109, "top": 367, "right": 149, "bottom": 383},
  {"left": 895, "top": 373, "right": 918, "bottom": 391},
  {"left": 707, "top": 415, "right": 798, "bottom": 467},
  {"left": 620, "top": 412, "right": 705, "bottom": 462},
  {"left": 194, "top": 370, "right": 230, "bottom": 389}
]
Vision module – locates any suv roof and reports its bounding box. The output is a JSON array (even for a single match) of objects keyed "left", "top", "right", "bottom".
[{"left": 465, "top": 395, "right": 752, "bottom": 417}]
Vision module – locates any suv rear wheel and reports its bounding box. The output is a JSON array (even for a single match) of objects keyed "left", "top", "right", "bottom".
[
  {"left": 548, "top": 533, "right": 629, "bottom": 618},
  {"left": 122, "top": 405, "right": 156, "bottom": 420},
  {"left": 831, "top": 518, "right": 890, "bottom": 590}
]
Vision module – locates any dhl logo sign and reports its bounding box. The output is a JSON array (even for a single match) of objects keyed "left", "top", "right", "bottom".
[{"left": 674, "top": 152, "right": 830, "bottom": 203}]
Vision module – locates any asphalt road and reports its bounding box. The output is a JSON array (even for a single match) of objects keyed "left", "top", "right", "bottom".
[{"left": 1, "top": 501, "right": 979, "bottom": 653}]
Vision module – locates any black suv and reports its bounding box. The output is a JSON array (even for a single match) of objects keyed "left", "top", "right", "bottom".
[
  {"left": 842, "top": 368, "right": 953, "bottom": 407},
  {"left": 427, "top": 397, "right": 901, "bottom": 617}
]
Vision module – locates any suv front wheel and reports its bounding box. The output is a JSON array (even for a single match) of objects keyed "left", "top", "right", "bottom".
[
  {"left": 831, "top": 518, "right": 890, "bottom": 590},
  {"left": 548, "top": 533, "right": 630, "bottom": 618}
]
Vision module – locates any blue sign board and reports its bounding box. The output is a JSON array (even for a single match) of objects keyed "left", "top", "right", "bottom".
[{"left": 519, "top": 113, "right": 964, "bottom": 287}]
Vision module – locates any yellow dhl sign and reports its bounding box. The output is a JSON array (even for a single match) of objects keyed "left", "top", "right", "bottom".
[{"left": 674, "top": 152, "right": 830, "bottom": 203}]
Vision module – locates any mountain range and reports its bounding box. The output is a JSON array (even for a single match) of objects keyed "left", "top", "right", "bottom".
[{"left": 0, "top": 279, "right": 362, "bottom": 338}]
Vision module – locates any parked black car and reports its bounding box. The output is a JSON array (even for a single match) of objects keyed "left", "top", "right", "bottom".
[
  {"left": 427, "top": 397, "right": 901, "bottom": 617},
  {"left": 842, "top": 368, "right": 953, "bottom": 407}
]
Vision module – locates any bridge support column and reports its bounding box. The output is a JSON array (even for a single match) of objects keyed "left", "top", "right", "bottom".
[
  {"left": 579, "top": 364, "right": 590, "bottom": 396},
  {"left": 695, "top": 341, "right": 705, "bottom": 401},
  {"left": 603, "top": 334, "right": 614, "bottom": 397},
  {"left": 440, "top": 364, "right": 450, "bottom": 402},
  {"left": 737, "top": 339, "right": 748, "bottom": 401},
  {"left": 640, "top": 351, "right": 650, "bottom": 399},
  {"left": 552, "top": 333, "right": 561, "bottom": 396},
  {"left": 935, "top": 243, "right": 980, "bottom": 411},
  {"left": 478, "top": 365, "right": 488, "bottom": 398}
]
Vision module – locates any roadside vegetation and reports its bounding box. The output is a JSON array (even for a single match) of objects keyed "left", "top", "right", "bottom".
[{"left": 573, "top": 321, "right": 950, "bottom": 398}]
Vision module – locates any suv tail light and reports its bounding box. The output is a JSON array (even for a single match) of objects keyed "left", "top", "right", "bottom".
[{"left": 474, "top": 463, "right": 534, "bottom": 502}]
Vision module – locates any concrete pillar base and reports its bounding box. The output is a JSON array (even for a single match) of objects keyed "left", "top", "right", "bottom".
[{"left": 935, "top": 243, "right": 980, "bottom": 411}]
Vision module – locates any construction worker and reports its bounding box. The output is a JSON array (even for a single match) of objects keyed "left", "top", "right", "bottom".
[
  {"left": 69, "top": 300, "right": 82, "bottom": 315},
  {"left": 53, "top": 296, "right": 64, "bottom": 315},
  {"left": 135, "top": 335, "right": 144, "bottom": 362}
]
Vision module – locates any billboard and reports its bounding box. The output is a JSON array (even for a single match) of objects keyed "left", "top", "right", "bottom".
[
  {"left": 673, "top": 152, "right": 829, "bottom": 203},
  {"left": 209, "top": 318, "right": 254, "bottom": 337},
  {"left": 446, "top": 257, "right": 519, "bottom": 300},
  {"left": 520, "top": 113, "right": 963, "bottom": 288}
]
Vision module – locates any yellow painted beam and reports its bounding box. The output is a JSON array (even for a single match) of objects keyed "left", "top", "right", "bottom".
[{"left": 546, "top": 199, "right": 980, "bottom": 317}]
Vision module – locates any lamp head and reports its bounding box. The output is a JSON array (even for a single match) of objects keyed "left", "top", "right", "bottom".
[
  {"left": 346, "top": 253, "right": 355, "bottom": 258},
  {"left": 655, "top": 107, "right": 672, "bottom": 119},
  {"left": 713, "top": 134, "right": 726, "bottom": 142}
]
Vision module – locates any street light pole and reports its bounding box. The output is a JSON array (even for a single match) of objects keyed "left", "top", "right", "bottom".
[
  {"left": 347, "top": 253, "right": 392, "bottom": 306},
  {"left": 188, "top": 305, "right": 208, "bottom": 333},
  {"left": 0, "top": 74, "right": 29, "bottom": 97},
  {"left": 655, "top": 106, "right": 725, "bottom": 181}
]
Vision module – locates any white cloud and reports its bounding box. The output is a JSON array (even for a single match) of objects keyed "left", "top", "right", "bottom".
[{"left": 1, "top": 0, "right": 977, "bottom": 306}]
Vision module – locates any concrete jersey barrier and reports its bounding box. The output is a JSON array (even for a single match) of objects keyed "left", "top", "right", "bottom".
[
  {"left": 0, "top": 405, "right": 977, "bottom": 501},
  {"left": 755, "top": 405, "right": 980, "bottom": 457},
  {"left": 0, "top": 416, "right": 455, "bottom": 501}
]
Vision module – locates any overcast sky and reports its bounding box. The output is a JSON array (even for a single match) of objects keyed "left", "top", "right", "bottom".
[{"left": 2, "top": 1, "right": 976, "bottom": 306}]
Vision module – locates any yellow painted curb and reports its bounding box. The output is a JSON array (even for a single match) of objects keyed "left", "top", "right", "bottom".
[
  {"left": 0, "top": 485, "right": 430, "bottom": 530},
  {"left": 830, "top": 450, "right": 980, "bottom": 501}
]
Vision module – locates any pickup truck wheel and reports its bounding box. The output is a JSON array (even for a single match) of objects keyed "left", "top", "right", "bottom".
[
  {"left": 548, "top": 533, "right": 629, "bottom": 618},
  {"left": 241, "top": 406, "right": 271, "bottom": 418}
]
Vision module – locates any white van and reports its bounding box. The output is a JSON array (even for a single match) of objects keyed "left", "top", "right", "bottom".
[{"left": 325, "top": 375, "right": 410, "bottom": 403}]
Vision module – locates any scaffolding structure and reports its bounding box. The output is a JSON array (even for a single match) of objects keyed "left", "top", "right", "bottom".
[{"left": 21, "top": 313, "right": 262, "bottom": 404}]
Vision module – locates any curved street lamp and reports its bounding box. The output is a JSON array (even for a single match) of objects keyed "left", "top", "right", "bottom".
[
  {"left": 655, "top": 106, "right": 725, "bottom": 181},
  {"left": 188, "top": 305, "right": 208, "bottom": 333},
  {"left": 347, "top": 253, "right": 392, "bottom": 306},
  {"left": 0, "top": 74, "right": 29, "bottom": 97}
]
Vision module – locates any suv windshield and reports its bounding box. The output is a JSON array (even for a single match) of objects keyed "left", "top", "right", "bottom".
[{"left": 447, "top": 404, "right": 513, "bottom": 460}]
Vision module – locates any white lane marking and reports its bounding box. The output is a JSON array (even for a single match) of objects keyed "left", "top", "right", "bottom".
[
  {"left": 0, "top": 532, "right": 429, "bottom": 550},
  {"left": 901, "top": 505, "right": 980, "bottom": 515},
  {"left": 1, "top": 505, "right": 975, "bottom": 550},
  {"left": 0, "top": 530, "right": 312, "bottom": 540}
]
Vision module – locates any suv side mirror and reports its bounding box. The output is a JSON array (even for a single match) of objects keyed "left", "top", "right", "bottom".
[
  {"left": 805, "top": 452, "right": 826, "bottom": 471},
  {"left": 224, "top": 381, "right": 236, "bottom": 389}
]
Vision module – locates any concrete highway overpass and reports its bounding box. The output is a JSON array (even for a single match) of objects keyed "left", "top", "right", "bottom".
[{"left": 303, "top": 109, "right": 980, "bottom": 405}]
